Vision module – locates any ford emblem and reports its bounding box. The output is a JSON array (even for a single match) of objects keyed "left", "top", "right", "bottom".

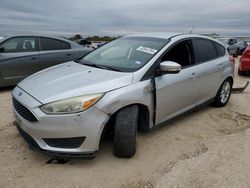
[{"left": 18, "top": 91, "right": 23, "bottom": 96}]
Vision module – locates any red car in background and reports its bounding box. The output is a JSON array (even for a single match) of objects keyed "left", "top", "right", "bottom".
[{"left": 238, "top": 44, "right": 250, "bottom": 75}]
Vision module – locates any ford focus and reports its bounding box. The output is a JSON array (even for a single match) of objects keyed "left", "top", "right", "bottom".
[{"left": 12, "top": 33, "right": 234, "bottom": 158}]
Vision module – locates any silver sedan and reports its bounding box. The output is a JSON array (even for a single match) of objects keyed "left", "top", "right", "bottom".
[{"left": 12, "top": 33, "right": 234, "bottom": 158}]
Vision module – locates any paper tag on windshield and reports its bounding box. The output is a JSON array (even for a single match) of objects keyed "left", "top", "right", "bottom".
[{"left": 136, "top": 46, "right": 158, "bottom": 55}]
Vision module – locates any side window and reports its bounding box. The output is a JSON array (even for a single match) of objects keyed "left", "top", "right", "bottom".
[
  {"left": 194, "top": 39, "right": 217, "bottom": 63},
  {"left": 40, "top": 38, "right": 71, "bottom": 51},
  {"left": 214, "top": 42, "right": 226, "bottom": 57},
  {"left": 161, "top": 40, "right": 194, "bottom": 67},
  {"left": 0, "top": 37, "right": 37, "bottom": 53}
]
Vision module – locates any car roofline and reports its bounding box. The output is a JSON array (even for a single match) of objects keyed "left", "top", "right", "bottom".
[
  {"left": 2, "top": 34, "right": 73, "bottom": 44},
  {"left": 123, "top": 33, "right": 219, "bottom": 41}
]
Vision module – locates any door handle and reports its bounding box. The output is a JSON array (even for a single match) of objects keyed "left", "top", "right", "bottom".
[
  {"left": 30, "top": 57, "right": 37, "bottom": 60},
  {"left": 66, "top": 53, "right": 71, "bottom": 56},
  {"left": 190, "top": 73, "right": 198, "bottom": 80}
]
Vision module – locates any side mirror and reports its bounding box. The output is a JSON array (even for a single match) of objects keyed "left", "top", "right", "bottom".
[
  {"left": 160, "top": 61, "right": 181, "bottom": 74},
  {"left": 0, "top": 47, "right": 4, "bottom": 53}
]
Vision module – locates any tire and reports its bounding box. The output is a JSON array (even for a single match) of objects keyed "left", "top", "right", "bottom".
[
  {"left": 113, "top": 105, "right": 139, "bottom": 158},
  {"left": 213, "top": 79, "right": 232, "bottom": 107}
]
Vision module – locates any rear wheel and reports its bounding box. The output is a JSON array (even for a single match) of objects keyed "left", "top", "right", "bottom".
[
  {"left": 213, "top": 79, "right": 232, "bottom": 107},
  {"left": 113, "top": 105, "right": 139, "bottom": 158}
]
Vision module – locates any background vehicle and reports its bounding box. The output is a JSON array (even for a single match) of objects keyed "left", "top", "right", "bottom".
[
  {"left": 217, "top": 37, "right": 247, "bottom": 57},
  {"left": 238, "top": 44, "right": 250, "bottom": 75},
  {"left": 12, "top": 33, "right": 234, "bottom": 158},
  {"left": 0, "top": 35, "right": 92, "bottom": 87},
  {"left": 244, "top": 39, "right": 250, "bottom": 45},
  {"left": 77, "top": 39, "right": 95, "bottom": 49}
]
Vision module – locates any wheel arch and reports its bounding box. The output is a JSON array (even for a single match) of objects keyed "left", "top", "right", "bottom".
[
  {"left": 227, "top": 76, "right": 234, "bottom": 85},
  {"left": 100, "top": 103, "right": 151, "bottom": 144},
  {"left": 110, "top": 103, "right": 150, "bottom": 131}
]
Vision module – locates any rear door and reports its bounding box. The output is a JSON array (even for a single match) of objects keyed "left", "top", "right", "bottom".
[
  {"left": 0, "top": 36, "right": 40, "bottom": 86},
  {"left": 192, "top": 38, "right": 224, "bottom": 104},
  {"left": 154, "top": 39, "right": 201, "bottom": 125},
  {"left": 38, "top": 37, "right": 73, "bottom": 69}
]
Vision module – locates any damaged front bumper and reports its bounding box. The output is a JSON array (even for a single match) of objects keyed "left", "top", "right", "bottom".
[{"left": 12, "top": 86, "right": 109, "bottom": 158}]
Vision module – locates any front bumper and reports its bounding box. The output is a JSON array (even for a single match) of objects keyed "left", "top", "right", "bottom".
[
  {"left": 15, "top": 123, "right": 96, "bottom": 158},
  {"left": 12, "top": 87, "right": 109, "bottom": 157}
]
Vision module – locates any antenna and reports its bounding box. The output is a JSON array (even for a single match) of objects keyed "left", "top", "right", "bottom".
[{"left": 189, "top": 25, "right": 195, "bottom": 34}]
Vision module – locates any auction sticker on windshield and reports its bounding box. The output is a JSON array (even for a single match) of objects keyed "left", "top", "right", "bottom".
[{"left": 136, "top": 46, "right": 158, "bottom": 54}]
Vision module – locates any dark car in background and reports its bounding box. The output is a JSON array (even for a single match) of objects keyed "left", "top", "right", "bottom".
[
  {"left": 0, "top": 35, "right": 92, "bottom": 87},
  {"left": 77, "top": 39, "right": 95, "bottom": 49},
  {"left": 217, "top": 37, "right": 247, "bottom": 57}
]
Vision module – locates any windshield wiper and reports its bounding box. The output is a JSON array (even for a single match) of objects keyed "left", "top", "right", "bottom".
[{"left": 82, "top": 62, "right": 122, "bottom": 72}]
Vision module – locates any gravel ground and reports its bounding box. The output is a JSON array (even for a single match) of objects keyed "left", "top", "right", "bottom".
[{"left": 0, "top": 59, "right": 250, "bottom": 188}]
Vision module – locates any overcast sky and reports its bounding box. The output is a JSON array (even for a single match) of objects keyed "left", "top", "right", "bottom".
[{"left": 0, "top": 0, "right": 250, "bottom": 37}]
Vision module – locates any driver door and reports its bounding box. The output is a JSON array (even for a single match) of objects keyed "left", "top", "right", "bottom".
[{"left": 155, "top": 39, "right": 200, "bottom": 125}]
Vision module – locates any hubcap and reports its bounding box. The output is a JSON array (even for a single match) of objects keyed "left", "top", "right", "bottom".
[{"left": 220, "top": 81, "right": 231, "bottom": 104}]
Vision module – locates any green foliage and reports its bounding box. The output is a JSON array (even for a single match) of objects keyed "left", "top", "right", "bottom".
[
  {"left": 68, "top": 34, "right": 121, "bottom": 42},
  {"left": 68, "top": 34, "right": 83, "bottom": 41},
  {"left": 85, "top": 36, "right": 119, "bottom": 42}
]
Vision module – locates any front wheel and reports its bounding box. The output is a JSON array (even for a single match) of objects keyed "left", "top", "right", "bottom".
[
  {"left": 113, "top": 105, "right": 139, "bottom": 158},
  {"left": 213, "top": 79, "right": 232, "bottom": 107}
]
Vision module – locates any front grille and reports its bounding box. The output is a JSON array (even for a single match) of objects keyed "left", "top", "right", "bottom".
[
  {"left": 43, "top": 137, "right": 86, "bottom": 149},
  {"left": 13, "top": 97, "right": 38, "bottom": 123}
]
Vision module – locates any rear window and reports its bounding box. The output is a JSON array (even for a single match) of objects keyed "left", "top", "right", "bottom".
[
  {"left": 214, "top": 42, "right": 226, "bottom": 57},
  {"left": 194, "top": 39, "right": 218, "bottom": 63},
  {"left": 40, "top": 37, "right": 71, "bottom": 51}
]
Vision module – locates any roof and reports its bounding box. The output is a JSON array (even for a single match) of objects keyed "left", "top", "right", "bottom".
[
  {"left": 2, "top": 34, "right": 73, "bottom": 43},
  {"left": 125, "top": 32, "right": 216, "bottom": 41}
]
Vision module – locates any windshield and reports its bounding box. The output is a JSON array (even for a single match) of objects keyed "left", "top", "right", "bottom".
[{"left": 82, "top": 37, "right": 169, "bottom": 72}]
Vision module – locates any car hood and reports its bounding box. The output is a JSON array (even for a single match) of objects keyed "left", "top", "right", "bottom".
[{"left": 18, "top": 61, "right": 134, "bottom": 104}]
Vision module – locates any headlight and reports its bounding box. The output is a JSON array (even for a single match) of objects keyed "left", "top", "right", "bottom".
[{"left": 40, "top": 93, "right": 104, "bottom": 114}]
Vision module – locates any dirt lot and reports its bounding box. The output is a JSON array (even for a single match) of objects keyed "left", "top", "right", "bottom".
[{"left": 1, "top": 59, "right": 250, "bottom": 188}]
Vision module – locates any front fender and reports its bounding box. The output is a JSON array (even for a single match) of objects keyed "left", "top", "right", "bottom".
[{"left": 95, "top": 79, "right": 154, "bottom": 128}]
